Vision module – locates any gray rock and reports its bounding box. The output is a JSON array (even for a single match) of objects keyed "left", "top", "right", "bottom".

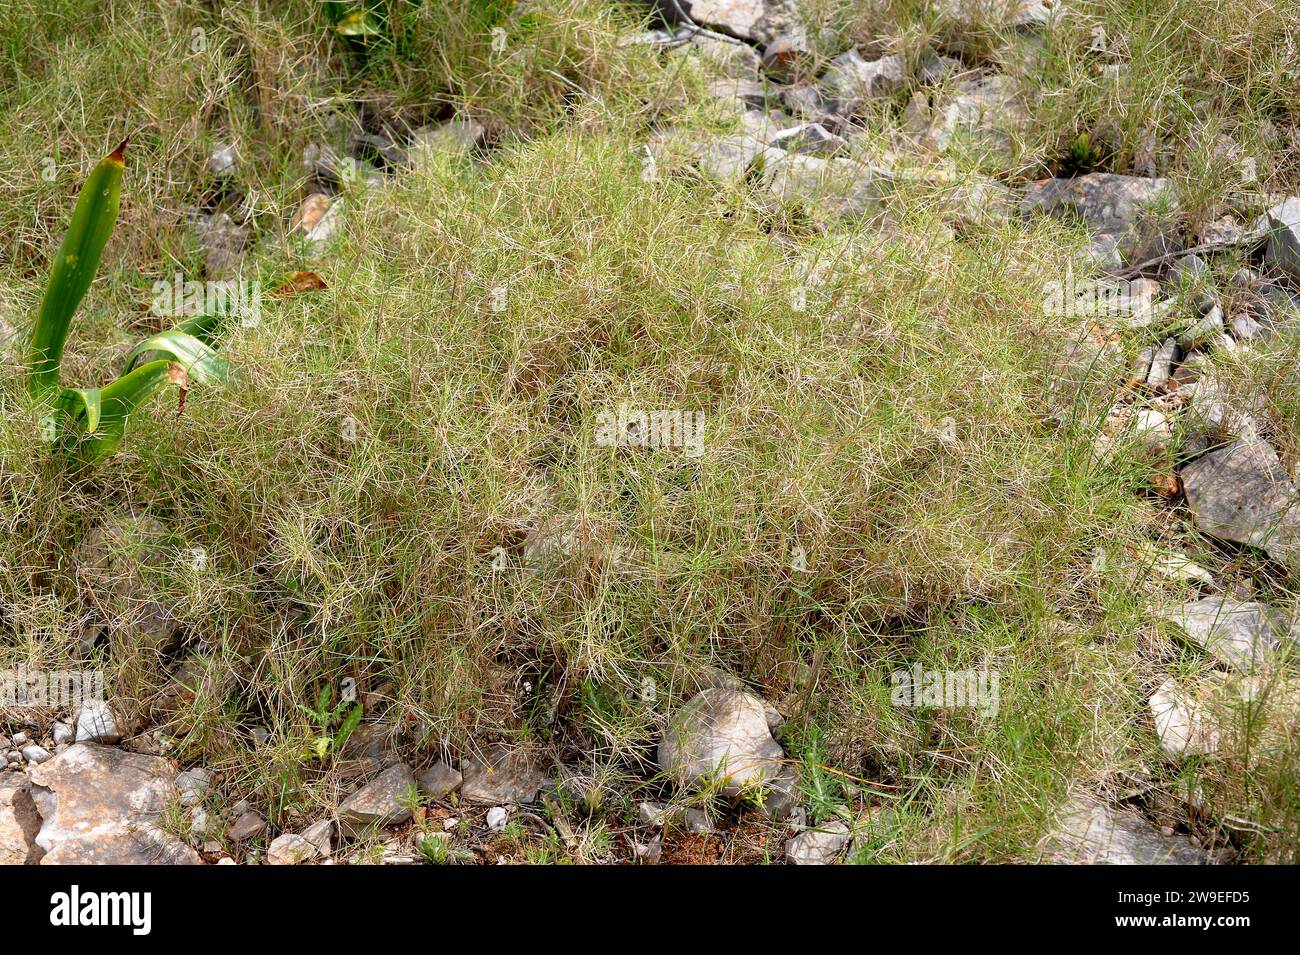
[
  {"left": 1231, "top": 311, "right": 1265, "bottom": 340},
  {"left": 75, "top": 700, "right": 122, "bottom": 744},
  {"left": 188, "top": 805, "right": 212, "bottom": 840},
  {"left": 639, "top": 802, "right": 667, "bottom": 827},
  {"left": 187, "top": 210, "right": 251, "bottom": 280},
  {"left": 227, "top": 810, "right": 267, "bottom": 842},
  {"left": 267, "top": 832, "right": 316, "bottom": 865},
  {"left": 207, "top": 142, "right": 237, "bottom": 179},
  {"left": 658, "top": 688, "right": 786, "bottom": 797},
  {"left": 338, "top": 763, "right": 417, "bottom": 835},
  {"left": 676, "top": 0, "right": 804, "bottom": 45},
  {"left": 785, "top": 820, "right": 850, "bottom": 864},
  {"left": 1159, "top": 597, "right": 1293, "bottom": 672},
  {"left": 704, "top": 76, "right": 769, "bottom": 111},
  {"left": 907, "top": 74, "right": 1026, "bottom": 155},
  {"left": 779, "top": 83, "right": 843, "bottom": 126},
  {"left": 1178, "top": 304, "right": 1225, "bottom": 350},
  {"left": 697, "top": 133, "right": 777, "bottom": 182},
  {"left": 300, "top": 819, "right": 334, "bottom": 858},
  {"left": 1260, "top": 197, "right": 1300, "bottom": 282},
  {"left": 633, "top": 833, "right": 662, "bottom": 863},
  {"left": 460, "top": 746, "right": 546, "bottom": 805},
  {"left": 768, "top": 123, "right": 848, "bottom": 156},
  {"left": 1150, "top": 678, "right": 1219, "bottom": 758},
  {"left": 0, "top": 775, "right": 41, "bottom": 865},
  {"left": 175, "top": 768, "right": 212, "bottom": 807},
  {"left": 27, "top": 744, "right": 203, "bottom": 864},
  {"left": 1180, "top": 439, "right": 1300, "bottom": 565},
  {"left": 672, "top": 32, "right": 762, "bottom": 79},
  {"left": 1146, "top": 338, "right": 1178, "bottom": 390},
  {"left": 51, "top": 722, "right": 73, "bottom": 746},
  {"left": 1044, "top": 795, "right": 1206, "bottom": 864},
  {"left": 1022, "top": 174, "right": 1180, "bottom": 265},
  {"left": 683, "top": 807, "right": 716, "bottom": 834},
  {"left": 820, "top": 50, "right": 906, "bottom": 111},
  {"left": 417, "top": 760, "right": 463, "bottom": 800},
  {"left": 21, "top": 745, "right": 52, "bottom": 764},
  {"left": 759, "top": 153, "right": 885, "bottom": 224}
]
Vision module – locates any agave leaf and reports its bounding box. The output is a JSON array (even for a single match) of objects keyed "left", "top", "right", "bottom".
[
  {"left": 123, "top": 329, "right": 229, "bottom": 385},
  {"left": 28, "top": 139, "right": 127, "bottom": 397},
  {"left": 56, "top": 387, "right": 102, "bottom": 434},
  {"left": 78, "top": 359, "right": 185, "bottom": 462}
]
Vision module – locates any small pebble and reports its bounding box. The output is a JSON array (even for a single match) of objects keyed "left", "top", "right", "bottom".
[{"left": 21, "top": 744, "right": 53, "bottom": 764}]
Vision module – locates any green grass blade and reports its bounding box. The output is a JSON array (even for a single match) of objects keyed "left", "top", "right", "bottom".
[{"left": 27, "top": 139, "right": 127, "bottom": 397}]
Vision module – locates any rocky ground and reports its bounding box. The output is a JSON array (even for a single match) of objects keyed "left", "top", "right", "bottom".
[{"left": 3, "top": 0, "right": 1300, "bottom": 864}]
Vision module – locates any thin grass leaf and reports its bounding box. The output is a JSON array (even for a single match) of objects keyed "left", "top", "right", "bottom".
[{"left": 27, "top": 139, "right": 127, "bottom": 397}]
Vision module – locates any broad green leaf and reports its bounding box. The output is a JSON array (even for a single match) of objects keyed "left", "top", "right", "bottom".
[
  {"left": 28, "top": 140, "right": 127, "bottom": 397},
  {"left": 124, "top": 330, "right": 229, "bottom": 385},
  {"left": 56, "top": 387, "right": 102, "bottom": 434},
  {"left": 78, "top": 359, "right": 185, "bottom": 462}
]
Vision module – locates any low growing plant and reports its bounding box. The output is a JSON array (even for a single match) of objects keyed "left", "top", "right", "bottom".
[{"left": 27, "top": 139, "right": 227, "bottom": 462}]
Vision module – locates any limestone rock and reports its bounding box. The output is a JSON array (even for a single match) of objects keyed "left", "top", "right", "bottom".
[
  {"left": 338, "top": 763, "right": 417, "bottom": 835},
  {"left": 785, "top": 820, "right": 850, "bottom": 864},
  {"left": 1180, "top": 440, "right": 1300, "bottom": 566},
  {"left": 27, "top": 744, "right": 203, "bottom": 864},
  {"left": 1260, "top": 197, "right": 1300, "bottom": 282},
  {"left": 1021, "top": 173, "right": 1180, "bottom": 266},
  {"left": 417, "top": 760, "right": 463, "bottom": 801},
  {"left": 267, "top": 833, "right": 316, "bottom": 865},
  {"left": 1159, "top": 597, "right": 1294, "bottom": 672},
  {"left": 460, "top": 746, "right": 546, "bottom": 805},
  {"left": 760, "top": 153, "right": 885, "bottom": 224},
  {"left": 1150, "top": 678, "right": 1220, "bottom": 758},
  {"left": 0, "top": 775, "right": 42, "bottom": 865},
  {"left": 1044, "top": 795, "right": 1206, "bottom": 864},
  {"left": 658, "top": 688, "right": 786, "bottom": 797}
]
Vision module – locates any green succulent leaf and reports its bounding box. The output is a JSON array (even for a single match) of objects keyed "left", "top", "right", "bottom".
[
  {"left": 123, "top": 329, "right": 229, "bottom": 385},
  {"left": 77, "top": 359, "right": 186, "bottom": 462},
  {"left": 27, "top": 139, "right": 127, "bottom": 398}
]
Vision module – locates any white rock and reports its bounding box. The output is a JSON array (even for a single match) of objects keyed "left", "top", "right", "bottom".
[
  {"left": 51, "top": 722, "right": 73, "bottom": 746},
  {"left": 267, "top": 832, "right": 317, "bottom": 865},
  {"left": 1150, "top": 679, "right": 1219, "bottom": 758},
  {"left": 658, "top": 688, "right": 786, "bottom": 797},
  {"left": 75, "top": 700, "right": 121, "bottom": 744},
  {"left": 486, "top": 806, "right": 509, "bottom": 832},
  {"left": 785, "top": 820, "right": 850, "bottom": 864},
  {"left": 175, "top": 768, "right": 212, "bottom": 807},
  {"left": 21, "top": 745, "right": 52, "bottom": 764}
]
